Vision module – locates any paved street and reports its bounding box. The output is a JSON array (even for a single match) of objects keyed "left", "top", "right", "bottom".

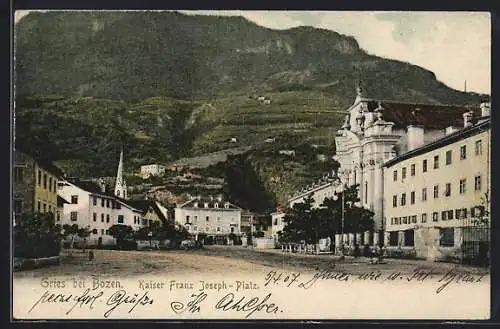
[{"left": 13, "top": 245, "right": 489, "bottom": 279}]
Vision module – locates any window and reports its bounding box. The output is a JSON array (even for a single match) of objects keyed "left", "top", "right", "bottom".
[
  {"left": 106, "top": 199, "right": 110, "bottom": 208},
  {"left": 439, "top": 228, "right": 454, "bottom": 247},
  {"left": 101, "top": 198, "right": 105, "bottom": 207},
  {"left": 93, "top": 197, "right": 97, "bottom": 206},
  {"left": 411, "top": 215, "right": 417, "bottom": 223},
  {"left": 204, "top": 203, "right": 209, "bottom": 208},
  {"left": 93, "top": 213, "right": 97, "bottom": 222},
  {"left": 433, "top": 155, "right": 439, "bottom": 169},
  {"left": 445, "top": 183, "right": 451, "bottom": 197},
  {"left": 432, "top": 212, "right": 439, "bottom": 222},
  {"left": 38, "top": 170, "right": 42, "bottom": 185},
  {"left": 217, "top": 227, "right": 221, "bottom": 232},
  {"left": 117, "top": 215, "right": 124, "bottom": 224},
  {"left": 101, "top": 214, "right": 104, "bottom": 222},
  {"left": 441, "top": 211, "right": 447, "bottom": 221},
  {"left": 422, "top": 159, "right": 428, "bottom": 172},
  {"left": 186, "top": 215, "right": 190, "bottom": 224},
  {"left": 433, "top": 185, "right": 439, "bottom": 198},
  {"left": 390, "top": 217, "right": 394, "bottom": 225},
  {"left": 474, "top": 175, "right": 482, "bottom": 191},
  {"left": 57, "top": 212, "right": 61, "bottom": 221},
  {"left": 224, "top": 203, "right": 229, "bottom": 209},
  {"left": 70, "top": 211, "right": 78, "bottom": 221},
  {"left": 402, "top": 167, "right": 407, "bottom": 180},
  {"left": 447, "top": 210, "right": 454, "bottom": 220},
  {"left": 53, "top": 180, "right": 57, "bottom": 192},
  {"left": 71, "top": 195, "right": 78, "bottom": 204},
  {"left": 43, "top": 173, "right": 47, "bottom": 189},
  {"left": 105, "top": 230, "right": 109, "bottom": 235},
  {"left": 49, "top": 177, "right": 52, "bottom": 191},
  {"left": 106, "top": 214, "right": 110, "bottom": 223},
  {"left": 410, "top": 191, "right": 415, "bottom": 204},
  {"left": 194, "top": 215, "right": 198, "bottom": 223},
  {"left": 193, "top": 202, "right": 198, "bottom": 208},
  {"left": 43, "top": 203, "right": 46, "bottom": 212},
  {"left": 48, "top": 205, "right": 52, "bottom": 212},
  {"left": 38, "top": 201, "right": 41, "bottom": 211},
  {"left": 421, "top": 188, "right": 427, "bottom": 201},
  {"left": 206, "top": 216, "right": 210, "bottom": 222},
  {"left": 475, "top": 140, "right": 482, "bottom": 156},
  {"left": 400, "top": 193, "right": 406, "bottom": 206},
  {"left": 14, "top": 199, "right": 23, "bottom": 214},
  {"left": 389, "top": 232, "right": 399, "bottom": 246},
  {"left": 460, "top": 145, "right": 467, "bottom": 160},
  {"left": 459, "top": 179, "right": 466, "bottom": 194},
  {"left": 410, "top": 164, "right": 415, "bottom": 176},
  {"left": 231, "top": 227, "right": 235, "bottom": 233},
  {"left": 421, "top": 213, "right": 427, "bottom": 223},
  {"left": 116, "top": 202, "right": 121, "bottom": 209},
  {"left": 456, "top": 208, "right": 468, "bottom": 219},
  {"left": 445, "top": 150, "right": 452, "bottom": 165},
  {"left": 14, "top": 167, "right": 23, "bottom": 182},
  {"left": 471, "top": 206, "right": 485, "bottom": 218},
  {"left": 392, "top": 195, "right": 397, "bottom": 207},
  {"left": 393, "top": 170, "right": 397, "bottom": 181},
  {"left": 214, "top": 203, "right": 219, "bottom": 208},
  {"left": 404, "top": 230, "right": 414, "bottom": 246},
  {"left": 101, "top": 229, "right": 105, "bottom": 235}
]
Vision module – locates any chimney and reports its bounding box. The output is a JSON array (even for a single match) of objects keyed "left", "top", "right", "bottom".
[
  {"left": 445, "top": 126, "right": 459, "bottom": 135},
  {"left": 463, "top": 110, "right": 474, "bottom": 128},
  {"left": 407, "top": 125, "right": 425, "bottom": 151},
  {"left": 98, "top": 178, "right": 106, "bottom": 193},
  {"left": 480, "top": 102, "right": 491, "bottom": 118}
]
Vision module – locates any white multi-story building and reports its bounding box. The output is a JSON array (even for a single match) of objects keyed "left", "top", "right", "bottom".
[
  {"left": 334, "top": 86, "right": 481, "bottom": 236},
  {"left": 287, "top": 173, "right": 338, "bottom": 209},
  {"left": 175, "top": 196, "right": 242, "bottom": 244},
  {"left": 383, "top": 104, "right": 490, "bottom": 261},
  {"left": 271, "top": 211, "right": 286, "bottom": 244},
  {"left": 140, "top": 164, "right": 166, "bottom": 179},
  {"left": 57, "top": 179, "right": 145, "bottom": 245}
]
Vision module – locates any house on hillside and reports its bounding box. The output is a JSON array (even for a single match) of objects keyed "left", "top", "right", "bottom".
[
  {"left": 140, "top": 164, "right": 166, "bottom": 179},
  {"left": 175, "top": 196, "right": 242, "bottom": 245},
  {"left": 13, "top": 149, "right": 64, "bottom": 224}
]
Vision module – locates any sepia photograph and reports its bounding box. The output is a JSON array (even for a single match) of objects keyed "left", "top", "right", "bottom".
[{"left": 12, "top": 10, "right": 491, "bottom": 320}]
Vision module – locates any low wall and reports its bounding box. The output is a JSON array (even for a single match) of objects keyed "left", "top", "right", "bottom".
[
  {"left": 253, "top": 237, "right": 275, "bottom": 249},
  {"left": 14, "top": 256, "right": 61, "bottom": 271}
]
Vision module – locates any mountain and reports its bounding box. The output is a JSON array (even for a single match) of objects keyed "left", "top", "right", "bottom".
[
  {"left": 14, "top": 11, "right": 487, "bottom": 208},
  {"left": 16, "top": 11, "right": 484, "bottom": 103}
]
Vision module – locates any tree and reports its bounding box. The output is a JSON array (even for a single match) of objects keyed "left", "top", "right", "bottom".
[
  {"left": 62, "top": 223, "right": 80, "bottom": 256},
  {"left": 14, "top": 212, "right": 62, "bottom": 258},
  {"left": 108, "top": 224, "right": 133, "bottom": 249},
  {"left": 77, "top": 226, "right": 91, "bottom": 252}
]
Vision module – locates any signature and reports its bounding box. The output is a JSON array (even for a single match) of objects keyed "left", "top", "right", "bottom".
[
  {"left": 214, "top": 292, "right": 282, "bottom": 318},
  {"left": 171, "top": 292, "right": 207, "bottom": 314},
  {"left": 28, "top": 288, "right": 104, "bottom": 315},
  {"left": 435, "top": 266, "right": 488, "bottom": 294},
  {"left": 298, "top": 262, "right": 350, "bottom": 289}
]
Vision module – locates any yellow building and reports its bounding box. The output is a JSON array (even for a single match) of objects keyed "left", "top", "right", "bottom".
[
  {"left": 383, "top": 109, "right": 490, "bottom": 263},
  {"left": 13, "top": 149, "right": 64, "bottom": 220}
]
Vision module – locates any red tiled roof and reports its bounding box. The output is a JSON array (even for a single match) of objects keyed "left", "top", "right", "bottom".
[{"left": 366, "top": 100, "right": 480, "bottom": 130}]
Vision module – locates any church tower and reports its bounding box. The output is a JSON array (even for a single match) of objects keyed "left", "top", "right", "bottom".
[{"left": 114, "top": 149, "right": 127, "bottom": 199}]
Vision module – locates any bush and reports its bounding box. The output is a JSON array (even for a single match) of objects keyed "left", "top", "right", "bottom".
[
  {"left": 121, "top": 239, "right": 138, "bottom": 250},
  {"left": 14, "top": 212, "right": 62, "bottom": 258}
]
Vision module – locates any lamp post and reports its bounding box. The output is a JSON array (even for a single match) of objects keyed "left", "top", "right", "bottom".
[
  {"left": 148, "top": 231, "right": 153, "bottom": 250},
  {"left": 332, "top": 175, "right": 345, "bottom": 256}
]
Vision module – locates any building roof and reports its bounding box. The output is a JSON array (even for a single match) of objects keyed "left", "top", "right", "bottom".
[
  {"left": 57, "top": 195, "right": 70, "bottom": 207},
  {"left": 14, "top": 148, "right": 64, "bottom": 177},
  {"left": 362, "top": 99, "right": 480, "bottom": 130},
  {"left": 125, "top": 199, "right": 169, "bottom": 222},
  {"left": 178, "top": 197, "right": 241, "bottom": 210},
  {"left": 383, "top": 119, "right": 490, "bottom": 168}
]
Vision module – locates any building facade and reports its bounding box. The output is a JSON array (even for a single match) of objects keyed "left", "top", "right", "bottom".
[
  {"left": 175, "top": 196, "right": 242, "bottom": 244},
  {"left": 13, "top": 150, "right": 63, "bottom": 222},
  {"left": 140, "top": 164, "right": 166, "bottom": 179},
  {"left": 334, "top": 86, "right": 481, "bottom": 235},
  {"left": 383, "top": 106, "right": 490, "bottom": 261},
  {"left": 57, "top": 179, "right": 145, "bottom": 245},
  {"left": 287, "top": 173, "right": 339, "bottom": 209},
  {"left": 271, "top": 211, "right": 286, "bottom": 245}
]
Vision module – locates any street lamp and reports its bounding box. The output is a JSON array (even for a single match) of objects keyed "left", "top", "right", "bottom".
[
  {"left": 148, "top": 231, "right": 153, "bottom": 250},
  {"left": 332, "top": 174, "right": 345, "bottom": 256}
]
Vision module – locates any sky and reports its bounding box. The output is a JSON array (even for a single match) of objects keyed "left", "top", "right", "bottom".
[{"left": 15, "top": 10, "right": 491, "bottom": 94}]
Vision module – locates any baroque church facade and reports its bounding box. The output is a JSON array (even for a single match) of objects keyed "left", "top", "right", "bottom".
[{"left": 334, "top": 86, "right": 480, "bottom": 243}]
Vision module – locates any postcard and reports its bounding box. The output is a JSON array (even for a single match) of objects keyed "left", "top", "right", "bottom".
[{"left": 12, "top": 10, "right": 491, "bottom": 320}]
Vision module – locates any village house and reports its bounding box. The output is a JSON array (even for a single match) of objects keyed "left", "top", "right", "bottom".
[
  {"left": 140, "top": 164, "right": 166, "bottom": 179},
  {"left": 383, "top": 103, "right": 490, "bottom": 261},
  {"left": 13, "top": 149, "right": 64, "bottom": 223},
  {"left": 271, "top": 210, "right": 286, "bottom": 245},
  {"left": 333, "top": 85, "right": 482, "bottom": 246},
  {"left": 175, "top": 196, "right": 242, "bottom": 245}
]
